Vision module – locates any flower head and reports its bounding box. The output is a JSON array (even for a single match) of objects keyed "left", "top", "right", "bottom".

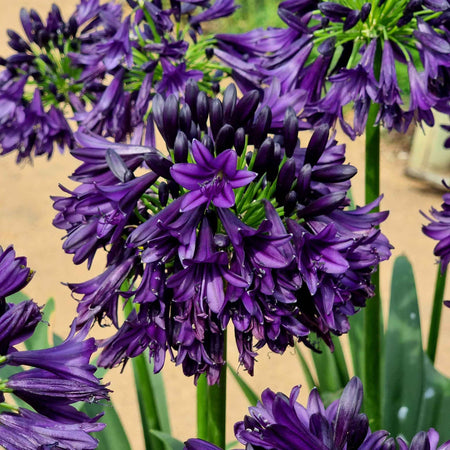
[{"left": 55, "top": 83, "right": 390, "bottom": 383}]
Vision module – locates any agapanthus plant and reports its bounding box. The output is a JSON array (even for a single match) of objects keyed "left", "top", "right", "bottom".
[
  {"left": 0, "top": 0, "right": 238, "bottom": 161},
  {"left": 52, "top": 82, "right": 391, "bottom": 384},
  {"left": 0, "top": 245, "right": 109, "bottom": 449},
  {"left": 185, "top": 377, "right": 450, "bottom": 450},
  {"left": 215, "top": 0, "right": 450, "bottom": 137}
]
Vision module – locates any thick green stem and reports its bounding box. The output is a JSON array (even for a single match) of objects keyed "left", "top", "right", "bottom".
[
  {"left": 364, "top": 99, "right": 382, "bottom": 430},
  {"left": 207, "top": 334, "right": 227, "bottom": 448},
  {"left": 197, "top": 374, "right": 209, "bottom": 440},
  {"left": 426, "top": 264, "right": 448, "bottom": 363}
]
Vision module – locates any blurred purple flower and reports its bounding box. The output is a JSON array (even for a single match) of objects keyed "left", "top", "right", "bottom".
[{"left": 422, "top": 183, "right": 450, "bottom": 273}]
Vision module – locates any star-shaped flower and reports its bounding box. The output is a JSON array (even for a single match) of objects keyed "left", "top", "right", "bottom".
[{"left": 170, "top": 139, "right": 256, "bottom": 211}]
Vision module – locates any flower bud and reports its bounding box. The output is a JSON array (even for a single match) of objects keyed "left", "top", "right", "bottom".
[
  {"left": 251, "top": 105, "right": 272, "bottom": 148},
  {"left": 222, "top": 84, "right": 237, "bottom": 123},
  {"left": 179, "top": 104, "right": 192, "bottom": 134},
  {"left": 318, "top": 36, "right": 336, "bottom": 57},
  {"left": 343, "top": 10, "right": 361, "bottom": 31},
  {"left": 202, "top": 134, "right": 215, "bottom": 155},
  {"left": 196, "top": 91, "right": 209, "bottom": 132},
  {"left": 276, "top": 158, "right": 296, "bottom": 203},
  {"left": 284, "top": 191, "right": 298, "bottom": 216},
  {"left": 215, "top": 124, "right": 235, "bottom": 154},
  {"left": 296, "top": 163, "right": 312, "bottom": 201},
  {"left": 174, "top": 131, "right": 189, "bottom": 163},
  {"left": 253, "top": 137, "right": 274, "bottom": 176},
  {"left": 158, "top": 181, "right": 169, "bottom": 206},
  {"left": 185, "top": 78, "right": 199, "bottom": 121},
  {"left": 106, "top": 149, "right": 134, "bottom": 182},
  {"left": 305, "top": 124, "right": 329, "bottom": 166},
  {"left": 144, "top": 153, "right": 173, "bottom": 180},
  {"left": 163, "top": 94, "right": 179, "bottom": 149},
  {"left": 209, "top": 98, "right": 223, "bottom": 139},
  {"left": 297, "top": 191, "right": 346, "bottom": 218},
  {"left": 232, "top": 90, "right": 260, "bottom": 127},
  {"left": 360, "top": 3, "right": 371, "bottom": 22},
  {"left": 283, "top": 107, "right": 299, "bottom": 158},
  {"left": 312, "top": 164, "right": 357, "bottom": 183},
  {"left": 234, "top": 127, "right": 246, "bottom": 156}
]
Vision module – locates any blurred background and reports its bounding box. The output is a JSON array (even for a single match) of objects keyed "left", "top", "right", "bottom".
[{"left": 0, "top": 2, "right": 449, "bottom": 449}]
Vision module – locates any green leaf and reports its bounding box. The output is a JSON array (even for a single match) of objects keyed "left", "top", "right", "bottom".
[
  {"left": 382, "top": 256, "right": 424, "bottom": 440},
  {"left": 348, "top": 304, "right": 365, "bottom": 380},
  {"left": 227, "top": 364, "right": 259, "bottom": 406},
  {"left": 416, "top": 355, "right": 450, "bottom": 442},
  {"left": 150, "top": 430, "right": 184, "bottom": 450},
  {"left": 5, "top": 291, "right": 29, "bottom": 305},
  {"left": 24, "top": 298, "right": 55, "bottom": 351},
  {"left": 311, "top": 341, "right": 342, "bottom": 394},
  {"left": 294, "top": 345, "right": 317, "bottom": 390},
  {"left": 147, "top": 361, "right": 171, "bottom": 434},
  {"left": 81, "top": 401, "right": 131, "bottom": 450}
]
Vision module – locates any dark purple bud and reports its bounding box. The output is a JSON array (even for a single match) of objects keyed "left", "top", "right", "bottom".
[
  {"left": 253, "top": 137, "right": 274, "bottom": 176},
  {"left": 360, "top": 3, "right": 371, "bottom": 22},
  {"left": 202, "top": 134, "right": 215, "bottom": 154},
  {"left": 196, "top": 91, "right": 209, "bottom": 132},
  {"left": 283, "top": 107, "right": 299, "bottom": 158},
  {"left": 297, "top": 191, "right": 346, "bottom": 218},
  {"left": 318, "top": 3, "right": 352, "bottom": 20},
  {"left": 267, "top": 143, "right": 281, "bottom": 182},
  {"left": 0, "top": 57, "right": 6, "bottom": 65},
  {"left": 179, "top": 104, "right": 192, "bottom": 134},
  {"left": 189, "top": 121, "right": 200, "bottom": 141},
  {"left": 321, "top": 16, "right": 330, "bottom": 27},
  {"left": 142, "top": 60, "right": 158, "bottom": 73},
  {"left": 251, "top": 105, "right": 272, "bottom": 148},
  {"left": 284, "top": 191, "right": 298, "bottom": 216},
  {"left": 343, "top": 10, "right": 360, "bottom": 31},
  {"left": 106, "top": 149, "right": 134, "bottom": 182},
  {"left": 163, "top": 94, "right": 179, "bottom": 148},
  {"left": 20, "top": 8, "right": 33, "bottom": 42},
  {"left": 313, "top": 164, "right": 357, "bottom": 182},
  {"left": 222, "top": 83, "right": 237, "bottom": 123},
  {"left": 51, "top": 4, "right": 63, "bottom": 23},
  {"left": 37, "top": 29, "right": 50, "bottom": 46},
  {"left": 174, "top": 131, "right": 189, "bottom": 163},
  {"left": 245, "top": 151, "right": 253, "bottom": 166},
  {"left": 378, "top": 0, "right": 386, "bottom": 6},
  {"left": 296, "top": 163, "right": 312, "bottom": 201},
  {"left": 144, "top": 153, "right": 173, "bottom": 180},
  {"left": 168, "top": 180, "right": 180, "bottom": 198},
  {"left": 232, "top": 90, "right": 260, "bottom": 127},
  {"left": 7, "top": 30, "right": 30, "bottom": 53},
  {"left": 234, "top": 127, "right": 246, "bottom": 156},
  {"left": 210, "top": 98, "right": 223, "bottom": 139},
  {"left": 158, "top": 181, "right": 169, "bottom": 206},
  {"left": 152, "top": 93, "right": 165, "bottom": 134},
  {"left": 67, "top": 16, "right": 78, "bottom": 37},
  {"left": 318, "top": 36, "right": 336, "bottom": 57},
  {"left": 276, "top": 158, "right": 296, "bottom": 203},
  {"left": 205, "top": 47, "right": 214, "bottom": 59},
  {"left": 215, "top": 124, "right": 235, "bottom": 154},
  {"left": 305, "top": 124, "right": 330, "bottom": 166},
  {"left": 212, "top": 82, "right": 220, "bottom": 94},
  {"left": 185, "top": 78, "right": 199, "bottom": 121},
  {"left": 397, "top": 10, "right": 414, "bottom": 26},
  {"left": 49, "top": 83, "right": 58, "bottom": 96},
  {"left": 127, "top": 0, "right": 139, "bottom": 7}
]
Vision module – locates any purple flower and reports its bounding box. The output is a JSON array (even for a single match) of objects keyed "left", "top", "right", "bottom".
[
  {"left": 398, "top": 429, "right": 450, "bottom": 450},
  {"left": 171, "top": 140, "right": 257, "bottom": 211},
  {"left": 55, "top": 84, "right": 390, "bottom": 382},
  {"left": 0, "top": 408, "right": 104, "bottom": 450},
  {"left": 0, "top": 245, "right": 32, "bottom": 300},
  {"left": 422, "top": 184, "right": 450, "bottom": 272}
]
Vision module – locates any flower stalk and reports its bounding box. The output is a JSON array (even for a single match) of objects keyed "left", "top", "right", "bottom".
[
  {"left": 363, "top": 42, "right": 382, "bottom": 429},
  {"left": 427, "top": 264, "right": 448, "bottom": 363}
]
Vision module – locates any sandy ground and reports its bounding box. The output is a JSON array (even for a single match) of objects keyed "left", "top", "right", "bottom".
[{"left": 0, "top": 2, "right": 449, "bottom": 449}]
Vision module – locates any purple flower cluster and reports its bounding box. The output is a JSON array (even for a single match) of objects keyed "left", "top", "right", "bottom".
[
  {"left": 422, "top": 182, "right": 450, "bottom": 275},
  {"left": 0, "top": 245, "right": 108, "bottom": 449},
  {"left": 53, "top": 83, "right": 391, "bottom": 383},
  {"left": 185, "top": 377, "right": 450, "bottom": 450},
  {"left": 215, "top": 0, "right": 450, "bottom": 138},
  {"left": 0, "top": 0, "right": 238, "bottom": 161}
]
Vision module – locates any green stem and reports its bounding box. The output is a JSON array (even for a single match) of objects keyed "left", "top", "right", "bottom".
[
  {"left": 197, "top": 374, "right": 209, "bottom": 440},
  {"left": 123, "top": 298, "right": 163, "bottom": 450},
  {"left": 426, "top": 264, "right": 448, "bottom": 363},
  {"left": 364, "top": 96, "right": 381, "bottom": 430},
  {"left": 207, "top": 333, "right": 227, "bottom": 449}
]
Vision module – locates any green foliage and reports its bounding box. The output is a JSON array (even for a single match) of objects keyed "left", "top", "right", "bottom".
[{"left": 227, "top": 364, "right": 259, "bottom": 406}]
